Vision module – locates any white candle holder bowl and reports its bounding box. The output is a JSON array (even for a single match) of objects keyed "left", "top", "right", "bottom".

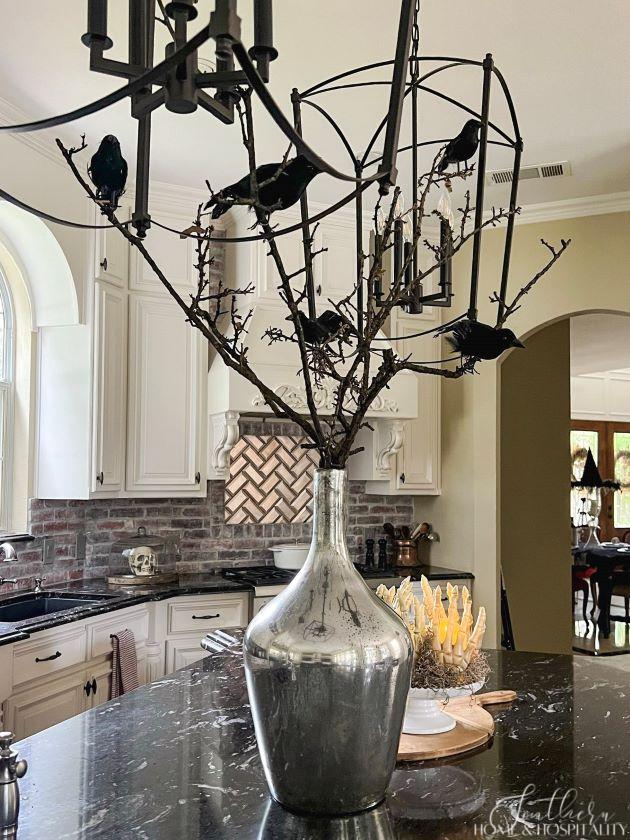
[{"left": 403, "top": 681, "right": 485, "bottom": 735}]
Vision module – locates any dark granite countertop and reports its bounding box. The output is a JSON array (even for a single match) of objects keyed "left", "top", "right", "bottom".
[
  {"left": 0, "top": 575, "right": 250, "bottom": 647},
  {"left": 10, "top": 640, "right": 629, "bottom": 839},
  {"left": 0, "top": 565, "right": 472, "bottom": 647}
]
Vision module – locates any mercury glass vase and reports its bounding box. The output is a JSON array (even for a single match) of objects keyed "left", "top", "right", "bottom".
[{"left": 244, "top": 468, "right": 413, "bottom": 815}]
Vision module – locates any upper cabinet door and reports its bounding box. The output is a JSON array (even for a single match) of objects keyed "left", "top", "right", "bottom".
[
  {"left": 91, "top": 281, "right": 127, "bottom": 495},
  {"left": 129, "top": 212, "right": 195, "bottom": 295},
  {"left": 394, "top": 325, "right": 441, "bottom": 494},
  {"left": 126, "top": 295, "right": 206, "bottom": 495},
  {"left": 319, "top": 216, "right": 369, "bottom": 304},
  {"left": 94, "top": 205, "right": 130, "bottom": 288}
]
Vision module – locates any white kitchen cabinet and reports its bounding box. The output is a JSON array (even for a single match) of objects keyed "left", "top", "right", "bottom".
[
  {"left": 129, "top": 211, "right": 196, "bottom": 295},
  {"left": 37, "top": 214, "right": 208, "bottom": 499},
  {"left": 0, "top": 604, "right": 149, "bottom": 738},
  {"left": 126, "top": 294, "right": 206, "bottom": 495},
  {"left": 85, "top": 658, "right": 113, "bottom": 709},
  {"left": 93, "top": 204, "right": 131, "bottom": 289},
  {"left": 165, "top": 639, "right": 212, "bottom": 673},
  {"left": 3, "top": 671, "right": 87, "bottom": 740},
  {"left": 91, "top": 281, "right": 127, "bottom": 494},
  {"left": 154, "top": 593, "right": 249, "bottom": 675},
  {"left": 349, "top": 316, "right": 441, "bottom": 495}
]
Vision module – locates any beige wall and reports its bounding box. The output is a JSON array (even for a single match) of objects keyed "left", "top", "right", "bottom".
[
  {"left": 501, "top": 318, "right": 572, "bottom": 653},
  {"left": 416, "top": 211, "right": 630, "bottom": 647}
]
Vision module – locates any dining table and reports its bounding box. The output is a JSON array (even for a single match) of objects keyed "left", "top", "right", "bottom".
[{"left": 573, "top": 542, "right": 630, "bottom": 636}]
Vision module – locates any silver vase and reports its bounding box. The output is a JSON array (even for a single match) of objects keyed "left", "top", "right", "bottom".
[{"left": 244, "top": 468, "right": 413, "bottom": 815}]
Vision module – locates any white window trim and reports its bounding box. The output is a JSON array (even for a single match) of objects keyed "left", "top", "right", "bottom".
[{"left": 0, "top": 270, "right": 14, "bottom": 534}]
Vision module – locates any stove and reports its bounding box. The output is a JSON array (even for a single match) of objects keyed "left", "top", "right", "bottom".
[
  {"left": 223, "top": 566, "right": 295, "bottom": 593},
  {"left": 223, "top": 564, "right": 397, "bottom": 597}
]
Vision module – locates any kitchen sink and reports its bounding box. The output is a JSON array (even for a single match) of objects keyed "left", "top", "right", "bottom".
[{"left": 0, "top": 593, "right": 114, "bottom": 623}]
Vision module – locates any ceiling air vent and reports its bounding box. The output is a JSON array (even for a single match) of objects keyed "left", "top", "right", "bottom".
[{"left": 486, "top": 161, "right": 571, "bottom": 186}]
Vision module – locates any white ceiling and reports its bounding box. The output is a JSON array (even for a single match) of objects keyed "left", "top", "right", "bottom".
[
  {"left": 1, "top": 1, "right": 630, "bottom": 210},
  {"left": 571, "top": 314, "right": 630, "bottom": 376}
]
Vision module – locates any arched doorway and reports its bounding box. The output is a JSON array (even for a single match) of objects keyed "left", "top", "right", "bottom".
[{"left": 499, "top": 309, "right": 630, "bottom": 654}]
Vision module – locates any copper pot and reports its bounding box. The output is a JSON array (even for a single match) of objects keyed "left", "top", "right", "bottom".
[{"left": 394, "top": 539, "right": 418, "bottom": 567}]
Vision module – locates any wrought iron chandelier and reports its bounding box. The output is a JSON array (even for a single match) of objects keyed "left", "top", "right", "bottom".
[
  {"left": 0, "top": 0, "right": 571, "bottom": 468},
  {"left": 0, "top": 0, "right": 526, "bottom": 329}
]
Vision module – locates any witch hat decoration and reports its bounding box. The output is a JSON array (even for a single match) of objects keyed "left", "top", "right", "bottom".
[{"left": 579, "top": 449, "right": 603, "bottom": 488}]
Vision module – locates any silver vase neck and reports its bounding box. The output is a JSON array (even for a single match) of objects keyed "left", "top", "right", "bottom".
[{"left": 310, "top": 469, "right": 349, "bottom": 556}]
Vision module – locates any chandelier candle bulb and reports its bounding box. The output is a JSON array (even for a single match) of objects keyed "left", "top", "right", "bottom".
[
  {"left": 403, "top": 240, "right": 413, "bottom": 288},
  {"left": 393, "top": 218, "right": 403, "bottom": 284}
]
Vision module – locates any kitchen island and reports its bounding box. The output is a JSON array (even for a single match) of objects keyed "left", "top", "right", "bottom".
[{"left": 11, "top": 641, "right": 629, "bottom": 839}]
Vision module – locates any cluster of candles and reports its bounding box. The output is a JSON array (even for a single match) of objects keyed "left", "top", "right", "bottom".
[
  {"left": 376, "top": 575, "right": 487, "bottom": 671},
  {"left": 372, "top": 194, "right": 453, "bottom": 314}
]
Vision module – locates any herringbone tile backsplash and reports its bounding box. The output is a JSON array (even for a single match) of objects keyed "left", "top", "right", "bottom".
[{"left": 225, "top": 435, "right": 319, "bottom": 524}]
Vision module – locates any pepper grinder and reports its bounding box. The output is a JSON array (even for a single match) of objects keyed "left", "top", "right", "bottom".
[
  {"left": 377, "top": 538, "right": 388, "bottom": 571},
  {"left": 0, "top": 732, "right": 27, "bottom": 839},
  {"left": 365, "top": 538, "right": 375, "bottom": 569}
]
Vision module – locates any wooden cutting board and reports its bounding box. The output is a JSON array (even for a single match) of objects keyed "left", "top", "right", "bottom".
[{"left": 397, "top": 690, "right": 517, "bottom": 762}]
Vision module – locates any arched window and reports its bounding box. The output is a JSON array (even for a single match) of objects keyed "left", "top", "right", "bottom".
[{"left": 0, "top": 271, "right": 13, "bottom": 532}]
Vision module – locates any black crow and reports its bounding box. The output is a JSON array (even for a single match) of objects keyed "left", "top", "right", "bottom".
[
  {"left": 296, "top": 310, "right": 355, "bottom": 346},
  {"left": 441, "top": 318, "right": 524, "bottom": 360},
  {"left": 88, "top": 135, "right": 128, "bottom": 209},
  {"left": 437, "top": 120, "right": 482, "bottom": 174},
  {"left": 205, "top": 155, "right": 320, "bottom": 219}
]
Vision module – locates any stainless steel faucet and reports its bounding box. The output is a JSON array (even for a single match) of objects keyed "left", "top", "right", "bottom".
[
  {"left": 0, "top": 543, "right": 17, "bottom": 562},
  {"left": 0, "top": 731, "right": 28, "bottom": 839},
  {"left": 33, "top": 578, "right": 45, "bottom": 593},
  {"left": 0, "top": 578, "right": 17, "bottom": 587}
]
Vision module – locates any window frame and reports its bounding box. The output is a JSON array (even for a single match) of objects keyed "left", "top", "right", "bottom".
[{"left": 0, "top": 269, "right": 14, "bottom": 533}]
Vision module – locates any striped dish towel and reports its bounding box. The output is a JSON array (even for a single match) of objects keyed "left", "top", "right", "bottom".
[{"left": 110, "top": 629, "right": 139, "bottom": 699}]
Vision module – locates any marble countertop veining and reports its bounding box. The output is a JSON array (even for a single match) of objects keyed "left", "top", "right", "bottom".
[{"left": 11, "top": 642, "right": 630, "bottom": 839}]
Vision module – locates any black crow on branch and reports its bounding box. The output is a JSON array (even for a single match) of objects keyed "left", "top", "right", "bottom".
[
  {"left": 296, "top": 310, "right": 356, "bottom": 346},
  {"left": 437, "top": 119, "right": 482, "bottom": 174},
  {"left": 440, "top": 318, "right": 524, "bottom": 360},
  {"left": 88, "top": 135, "right": 128, "bottom": 209},
  {"left": 205, "top": 155, "right": 321, "bottom": 219}
]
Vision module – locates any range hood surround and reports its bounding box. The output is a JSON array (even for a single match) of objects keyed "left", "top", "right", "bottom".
[{"left": 207, "top": 205, "right": 422, "bottom": 485}]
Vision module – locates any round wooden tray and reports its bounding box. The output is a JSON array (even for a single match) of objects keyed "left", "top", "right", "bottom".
[
  {"left": 397, "top": 690, "right": 516, "bottom": 762},
  {"left": 106, "top": 572, "right": 179, "bottom": 586}
]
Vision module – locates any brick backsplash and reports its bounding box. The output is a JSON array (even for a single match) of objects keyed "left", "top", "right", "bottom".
[{"left": 2, "top": 424, "right": 414, "bottom": 593}]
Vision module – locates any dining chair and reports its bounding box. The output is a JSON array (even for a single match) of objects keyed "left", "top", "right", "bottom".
[
  {"left": 572, "top": 565, "right": 596, "bottom": 621},
  {"left": 572, "top": 566, "right": 597, "bottom": 621}
]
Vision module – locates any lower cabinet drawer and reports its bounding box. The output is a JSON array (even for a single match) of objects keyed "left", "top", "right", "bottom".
[
  {"left": 12, "top": 627, "right": 87, "bottom": 687},
  {"left": 167, "top": 594, "right": 249, "bottom": 634},
  {"left": 87, "top": 607, "right": 149, "bottom": 659}
]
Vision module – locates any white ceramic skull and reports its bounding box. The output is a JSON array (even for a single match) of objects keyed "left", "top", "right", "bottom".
[{"left": 125, "top": 545, "right": 158, "bottom": 576}]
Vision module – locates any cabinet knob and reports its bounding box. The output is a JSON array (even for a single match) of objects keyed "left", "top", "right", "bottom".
[
  {"left": 96, "top": 471, "right": 104, "bottom": 485},
  {"left": 195, "top": 471, "right": 201, "bottom": 484},
  {"left": 100, "top": 257, "right": 108, "bottom": 271},
  {"left": 84, "top": 680, "right": 92, "bottom": 697},
  {"left": 91, "top": 678, "right": 97, "bottom": 694},
  {"left": 400, "top": 472, "right": 406, "bottom": 484},
  {"left": 316, "top": 284, "right": 322, "bottom": 296}
]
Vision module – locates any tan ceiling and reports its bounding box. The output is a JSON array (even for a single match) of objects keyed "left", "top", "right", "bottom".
[{"left": 1, "top": 1, "right": 629, "bottom": 211}]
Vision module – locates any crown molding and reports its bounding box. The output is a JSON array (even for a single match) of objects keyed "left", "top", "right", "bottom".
[
  {"left": 0, "top": 95, "right": 67, "bottom": 168},
  {"left": 512, "top": 191, "right": 630, "bottom": 225}
]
